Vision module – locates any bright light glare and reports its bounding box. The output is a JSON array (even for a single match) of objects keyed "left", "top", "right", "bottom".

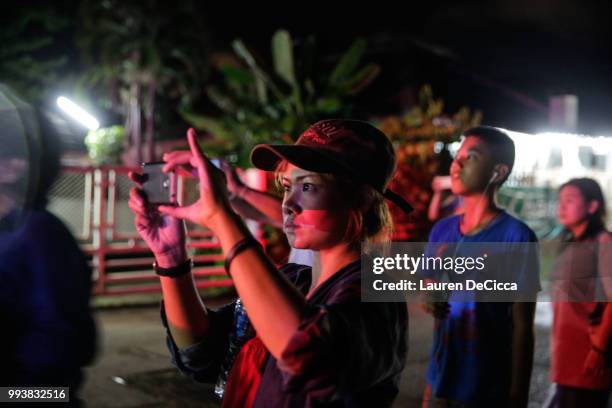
[
  {"left": 56, "top": 96, "right": 100, "bottom": 130},
  {"left": 536, "top": 132, "right": 612, "bottom": 155}
]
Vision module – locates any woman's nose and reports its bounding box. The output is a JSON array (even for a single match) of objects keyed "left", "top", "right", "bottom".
[{"left": 282, "top": 192, "right": 302, "bottom": 215}]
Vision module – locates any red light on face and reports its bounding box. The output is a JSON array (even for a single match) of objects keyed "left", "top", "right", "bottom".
[{"left": 293, "top": 209, "right": 336, "bottom": 232}]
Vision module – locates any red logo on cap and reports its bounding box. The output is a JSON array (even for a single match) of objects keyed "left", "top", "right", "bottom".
[
  {"left": 301, "top": 128, "right": 330, "bottom": 145},
  {"left": 301, "top": 121, "right": 345, "bottom": 145}
]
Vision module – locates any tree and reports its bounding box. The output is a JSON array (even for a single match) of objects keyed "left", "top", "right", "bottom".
[
  {"left": 181, "top": 29, "right": 380, "bottom": 167},
  {"left": 77, "top": 0, "right": 212, "bottom": 164},
  {"left": 0, "top": 5, "right": 71, "bottom": 105},
  {"left": 378, "top": 85, "right": 482, "bottom": 241}
]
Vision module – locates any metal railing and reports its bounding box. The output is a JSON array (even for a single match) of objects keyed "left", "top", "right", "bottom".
[{"left": 48, "top": 165, "right": 233, "bottom": 296}]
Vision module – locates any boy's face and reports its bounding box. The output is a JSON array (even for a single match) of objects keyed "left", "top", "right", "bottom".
[{"left": 450, "top": 136, "right": 496, "bottom": 195}]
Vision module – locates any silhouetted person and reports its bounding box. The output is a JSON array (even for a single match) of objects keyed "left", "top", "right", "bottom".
[{"left": 0, "top": 88, "right": 97, "bottom": 406}]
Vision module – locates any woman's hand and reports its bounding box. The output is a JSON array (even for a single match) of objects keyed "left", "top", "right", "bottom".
[
  {"left": 585, "top": 324, "right": 609, "bottom": 377},
  {"left": 127, "top": 172, "right": 187, "bottom": 268},
  {"left": 158, "top": 128, "right": 232, "bottom": 231},
  {"left": 584, "top": 346, "right": 607, "bottom": 377},
  {"left": 161, "top": 151, "right": 197, "bottom": 179},
  {"left": 220, "top": 160, "right": 247, "bottom": 198}
]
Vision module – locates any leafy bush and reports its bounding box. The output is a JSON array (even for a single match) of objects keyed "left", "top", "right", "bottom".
[{"left": 85, "top": 125, "right": 125, "bottom": 165}]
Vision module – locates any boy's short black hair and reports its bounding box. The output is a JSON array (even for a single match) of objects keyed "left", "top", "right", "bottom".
[{"left": 462, "top": 126, "right": 515, "bottom": 180}]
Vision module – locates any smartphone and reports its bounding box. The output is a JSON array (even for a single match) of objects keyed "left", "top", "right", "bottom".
[
  {"left": 210, "top": 159, "right": 222, "bottom": 169},
  {"left": 141, "top": 162, "right": 177, "bottom": 205}
]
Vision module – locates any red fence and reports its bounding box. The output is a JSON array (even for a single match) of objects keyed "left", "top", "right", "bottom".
[{"left": 48, "top": 165, "right": 234, "bottom": 296}]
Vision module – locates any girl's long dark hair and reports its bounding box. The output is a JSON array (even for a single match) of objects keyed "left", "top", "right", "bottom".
[{"left": 560, "top": 178, "right": 607, "bottom": 241}]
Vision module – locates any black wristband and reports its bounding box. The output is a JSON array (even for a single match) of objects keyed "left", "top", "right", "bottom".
[
  {"left": 153, "top": 258, "right": 193, "bottom": 278},
  {"left": 224, "top": 237, "right": 260, "bottom": 277}
]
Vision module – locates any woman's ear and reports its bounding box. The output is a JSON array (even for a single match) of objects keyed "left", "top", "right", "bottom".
[
  {"left": 357, "top": 186, "right": 376, "bottom": 213},
  {"left": 587, "top": 200, "right": 600, "bottom": 215}
]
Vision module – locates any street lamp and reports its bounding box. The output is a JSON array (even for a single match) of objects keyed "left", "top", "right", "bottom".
[{"left": 56, "top": 96, "right": 100, "bottom": 131}]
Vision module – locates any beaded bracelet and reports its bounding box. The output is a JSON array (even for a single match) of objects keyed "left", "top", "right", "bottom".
[{"left": 224, "top": 237, "right": 260, "bottom": 277}]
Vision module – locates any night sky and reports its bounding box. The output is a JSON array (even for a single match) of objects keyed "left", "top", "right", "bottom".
[
  {"left": 6, "top": 0, "right": 612, "bottom": 135},
  {"left": 202, "top": 0, "right": 612, "bottom": 134}
]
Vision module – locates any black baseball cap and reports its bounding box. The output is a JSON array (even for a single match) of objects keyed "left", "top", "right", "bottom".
[{"left": 250, "top": 119, "right": 412, "bottom": 214}]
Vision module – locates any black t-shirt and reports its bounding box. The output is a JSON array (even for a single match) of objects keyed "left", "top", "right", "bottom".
[{"left": 165, "top": 261, "right": 409, "bottom": 407}]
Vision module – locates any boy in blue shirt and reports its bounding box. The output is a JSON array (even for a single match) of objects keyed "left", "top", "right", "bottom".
[{"left": 422, "top": 127, "right": 539, "bottom": 408}]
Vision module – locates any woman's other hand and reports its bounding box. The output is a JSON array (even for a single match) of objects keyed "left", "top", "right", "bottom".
[
  {"left": 158, "top": 128, "right": 232, "bottom": 230},
  {"left": 127, "top": 171, "right": 187, "bottom": 268}
]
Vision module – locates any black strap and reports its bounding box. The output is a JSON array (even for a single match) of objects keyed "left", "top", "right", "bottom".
[
  {"left": 153, "top": 258, "right": 193, "bottom": 278},
  {"left": 383, "top": 189, "right": 413, "bottom": 214}
]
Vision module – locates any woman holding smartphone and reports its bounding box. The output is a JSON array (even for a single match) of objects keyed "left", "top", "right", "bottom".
[{"left": 128, "top": 119, "right": 411, "bottom": 407}]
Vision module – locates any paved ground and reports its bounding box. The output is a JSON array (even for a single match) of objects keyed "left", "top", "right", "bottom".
[{"left": 79, "top": 298, "right": 557, "bottom": 407}]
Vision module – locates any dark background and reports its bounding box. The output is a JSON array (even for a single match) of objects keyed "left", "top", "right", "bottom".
[
  {"left": 205, "top": 0, "right": 612, "bottom": 134},
  {"left": 4, "top": 0, "right": 612, "bottom": 135}
]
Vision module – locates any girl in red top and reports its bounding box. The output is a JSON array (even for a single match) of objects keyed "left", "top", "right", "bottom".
[
  {"left": 549, "top": 178, "right": 612, "bottom": 408},
  {"left": 128, "top": 120, "right": 411, "bottom": 407}
]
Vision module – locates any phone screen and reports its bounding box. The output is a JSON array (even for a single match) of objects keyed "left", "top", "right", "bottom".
[{"left": 141, "top": 162, "right": 176, "bottom": 204}]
